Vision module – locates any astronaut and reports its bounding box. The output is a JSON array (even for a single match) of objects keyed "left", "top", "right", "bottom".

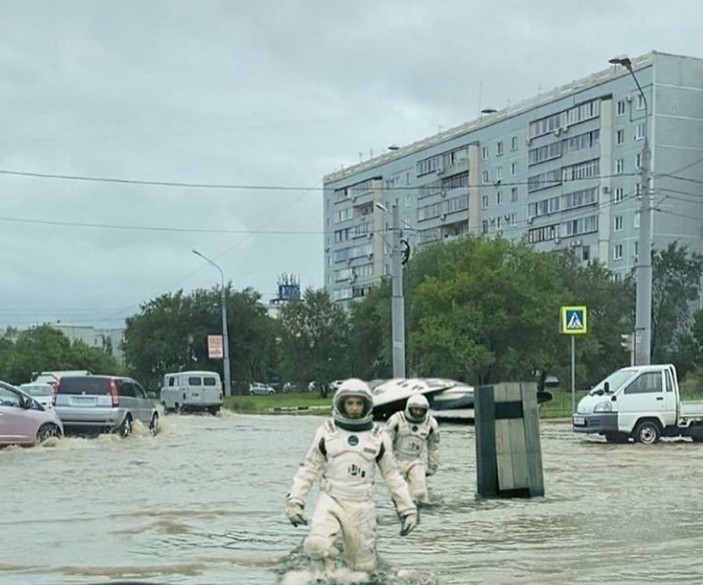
[
  {"left": 385, "top": 393, "right": 440, "bottom": 505},
  {"left": 285, "top": 378, "right": 418, "bottom": 573}
]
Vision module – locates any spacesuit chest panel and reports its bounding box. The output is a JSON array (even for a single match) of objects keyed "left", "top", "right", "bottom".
[
  {"left": 320, "top": 425, "right": 384, "bottom": 500},
  {"left": 394, "top": 416, "right": 431, "bottom": 460}
]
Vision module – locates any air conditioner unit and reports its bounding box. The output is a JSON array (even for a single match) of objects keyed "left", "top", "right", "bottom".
[
  {"left": 366, "top": 232, "right": 373, "bottom": 239},
  {"left": 489, "top": 217, "right": 496, "bottom": 224},
  {"left": 527, "top": 216, "right": 534, "bottom": 224},
  {"left": 554, "top": 128, "right": 562, "bottom": 136},
  {"left": 602, "top": 186, "right": 610, "bottom": 194},
  {"left": 504, "top": 214, "right": 511, "bottom": 222},
  {"left": 496, "top": 229, "right": 503, "bottom": 237},
  {"left": 554, "top": 237, "right": 561, "bottom": 244},
  {"left": 367, "top": 252, "right": 373, "bottom": 259},
  {"left": 440, "top": 189, "right": 447, "bottom": 197},
  {"left": 436, "top": 168, "right": 444, "bottom": 175},
  {"left": 346, "top": 258, "right": 353, "bottom": 265},
  {"left": 440, "top": 213, "right": 447, "bottom": 221},
  {"left": 625, "top": 95, "right": 633, "bottom": 103},
  {"left": 570, "top": 239, "right": 582, "bottom": 248}
]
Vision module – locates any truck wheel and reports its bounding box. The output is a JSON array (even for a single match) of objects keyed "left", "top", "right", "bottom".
[
  {"left": 604, "top": 432, "right": 629, "bottom": 443},
  {"left": 633, "top": 420, "right": 661, "bottom": 444}
]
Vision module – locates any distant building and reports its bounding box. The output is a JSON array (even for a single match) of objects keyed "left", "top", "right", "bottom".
[
  {"left": 266, "top": 274, "right": 301, "bottom": 318},
  {"left": 323, "top": 51, "right": 703, "bottom": 304},
  {"left": 50, "top": 322, "right": 126, "bottom": 365}
]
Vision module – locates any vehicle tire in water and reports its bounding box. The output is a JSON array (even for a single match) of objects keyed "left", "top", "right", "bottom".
[
  {"left": 36, "top": 423, "right": 61, "bottom": 443},
  {"left": 118, "top": 415, "right": 133, "bottom": 438},
  {"left": 633, "top": 420, "right": 661, "bottom": 444},
  {"left": 208, "top": 406, "right": 220, "bottom": 415},
  {"left": 604, "top": 432, "right": 629, "bottom": 443},
  {"left": 149, "top": 413, "right": 159, "bottom": 435}
]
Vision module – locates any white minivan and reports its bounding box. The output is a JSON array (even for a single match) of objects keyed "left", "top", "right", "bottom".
[{"left": 161, "top": 370, "right": 223, "bottom": 415}]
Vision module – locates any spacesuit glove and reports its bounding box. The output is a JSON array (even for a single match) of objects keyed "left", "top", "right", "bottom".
[
  {"left": 399, "top": 511, "right": 418, "bottom": 536},
  {"left": 285, "top": 501, "right": 307, "bottom": 527}
]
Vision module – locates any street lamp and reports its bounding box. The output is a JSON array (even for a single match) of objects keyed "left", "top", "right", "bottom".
[
  {"left": 609, "top": 56, "right": 652, "bottom": 365},
  {"left": 192, "top": 249, "right": 232, "bottom": 396},
  {"left": 375, "top": 201, "right": 406, "bottom": 378}
]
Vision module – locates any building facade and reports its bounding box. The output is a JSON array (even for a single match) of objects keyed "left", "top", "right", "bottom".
[{"left": 322, "top": 51, "right": 703, "bottom": 304}]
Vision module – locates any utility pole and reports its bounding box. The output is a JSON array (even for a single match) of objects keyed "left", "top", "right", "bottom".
[
  {"left": 391, "top": 202, "right": 406, "bottom": 378},
  {"left": 610, "top": 56, "right": 652, "bottom": 365},
  {"left": 192, "top": 249, "right": 232, "bottom": 397}
]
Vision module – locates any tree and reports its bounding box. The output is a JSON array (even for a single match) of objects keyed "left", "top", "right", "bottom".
[
  {"left": 348, "top": 279, "right": 392, "bottom": 380},
  {"left": 650, "top": 242, "right": 703, "bottom": 372},
  {"left": 278, "top": 288, "right": 351, "bottom": 385}
]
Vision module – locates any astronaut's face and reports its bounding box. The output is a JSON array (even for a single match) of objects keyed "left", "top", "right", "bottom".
[
  {"left": 343, "top": 397, "right": 365, "bottom": 418},
  {"left": 409, "top": 407, "right": 427, "bottom": 419}
]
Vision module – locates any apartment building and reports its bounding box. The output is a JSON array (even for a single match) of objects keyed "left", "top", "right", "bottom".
[{"left": 323, "top": 51, "right": 703, "bottom": 304}]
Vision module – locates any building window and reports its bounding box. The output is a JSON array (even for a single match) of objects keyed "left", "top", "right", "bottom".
[
  {"left": 496, "top": 191, "right": 502, "bottom": 205},
  {"left": 511, "top": 136, "right": 518, "bottom": 151},
  {"left": 481, "top": 194, "right": 489, "bottom": 208},
  {"left": 482, "top": 170, "right": 489, "bottom": 184},
  {"left": 634, "top": 211, "right": 640, "bottom": 228},
  {"left": 636, "top": 153, "right": 642, "bottom": 169},
  {"left": 614, "top": 215, "right": 623, "bottom": 231},
  {"left": 616, "top": 129, "right": 625, "bottom": 145},
  {"left": 511, "top": 187, "right": 518, "bottom": 202},
  {"left": 582, "top": 246, "right": 590, "bottom": 262},
  {"left": 635, "top": 182, "right": 641, "bottom": 196},
  {"left": 617, "top": 101, "right": 626, "bottom": 116},
  {"left": 635, "top": 122, "right": 646, "bottom": 140},
  {"left": 482, "top": 146, "right": 489, "bottom": 160},
  {"left": 482, "top": 220, "right": 488, "bottom": 234},
  {"left": 614, "top": 244, "right": 623, "bottom": 260},
  {"left": 511, "top": 162, "right": 517, "bottom": 175},
  {"left": 496, "top": 141, "right": 504, "bottom": 156},
  {"left": 495, "top": 166, "right": 503, "bottom": 182},
  {"left": 509, "top": 212, "right": 517, "bottom": 226},
  {"left": 637, "top": 94, "right": 645, "bottom": 110},
  {"left": 615, "top": 159, "right": 624, "bottom": 174},
  {"left": 614, "top": 187, "right": 624, "bottom": 203}
]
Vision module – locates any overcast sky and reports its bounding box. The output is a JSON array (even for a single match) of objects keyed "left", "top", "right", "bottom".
[{"left": 2, "top": 0, "right": 703, "bottom": 330}]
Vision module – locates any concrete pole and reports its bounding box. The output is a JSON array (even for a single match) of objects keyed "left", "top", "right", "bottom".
[
  {"left": 193, "top": 250, "right": 232, "bottom": 396},
  {"left": 391, "top": 202, "right": 406, "bottom": 378},
  {"left": 635, "top": 134, "right": 652, "bottom": 365}
]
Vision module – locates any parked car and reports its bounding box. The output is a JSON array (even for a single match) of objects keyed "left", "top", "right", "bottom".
[
  {"left": 19, "top": 383, "right": 56, "bottom": 409},
  {"left": 0, "top": 381, "right": 63, "bottom": 447},
  {"left": 53, "top": 375, "right": 159, "bottom": 437},
  {"left": 249, "top": 382, "right": 276, "bottom": 395}
]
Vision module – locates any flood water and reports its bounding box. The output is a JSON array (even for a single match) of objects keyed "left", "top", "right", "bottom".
[{"left": 2, "top": 412, "right": 703, "bottom": 584}]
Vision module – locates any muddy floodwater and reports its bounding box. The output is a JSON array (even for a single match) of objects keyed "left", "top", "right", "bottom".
[{"left": 2, "top": 412, "right": 703, "bottom": 584}]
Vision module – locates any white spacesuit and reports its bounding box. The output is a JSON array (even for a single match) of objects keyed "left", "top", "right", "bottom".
[
  {"left": 385, "top": 394, "right": 440, "bottom": 505},
  {"left": 285, "top": 379, "right": 418, "bottom": 573}
]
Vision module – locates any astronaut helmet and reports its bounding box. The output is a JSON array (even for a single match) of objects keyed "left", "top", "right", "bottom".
[
  {"left": 333, "top": 378, "right": 374, "bottom": 431},
  {"left": 405, "top": 393, "right": 429, "bottom": 423}
]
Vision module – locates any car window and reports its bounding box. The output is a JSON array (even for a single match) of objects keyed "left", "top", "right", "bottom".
[
  {"left": 624, "top": 372, "right": 663, "bottom": 394},
  {"left": 134, "top": 382, "right": 147, "bottom": 399},
  {"left": 118, "top": 380, "right": 136, "bottom": 397},
  {"left": 188, "top": 376, "right": 202, "bottom": 386},
  {"left": 168, "top": 377, "right": 175, "bottom": 387},
  {"left": 203, "top": 377, "right": 217, "bottom": 386},
  {"left": 58, "top": 377, "right": 109, "bottom": 395},
  {"left": 21, "top": 384, "right": 53, "bottom": 397},
  {"left": 0, "top": 386, "right": 21, "bottom": 407}
]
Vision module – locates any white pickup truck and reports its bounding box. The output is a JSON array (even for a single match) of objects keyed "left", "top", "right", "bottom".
[{"left": 572, "top": 364, "right": 703, "bottom": 444}]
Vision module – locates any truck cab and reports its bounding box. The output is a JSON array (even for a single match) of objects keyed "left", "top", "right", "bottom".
[{"left": 573, "top": 364, "right": 703, "bottom": 444}]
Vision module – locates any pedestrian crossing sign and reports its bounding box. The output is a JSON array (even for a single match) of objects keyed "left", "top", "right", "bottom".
[{"left": 560, "top": 306, "right": 588, "bottom": 335}]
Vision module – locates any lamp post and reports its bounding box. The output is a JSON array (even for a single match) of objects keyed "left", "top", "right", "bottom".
[
  {"left": 610, "top": 56, "right": 652, "bottom": 365},
  {"left": 375, "top": 201, "right": 406, "bottom": 378},
  {"left": 192, "top": 249, "right": 232, "bottom": 396}
]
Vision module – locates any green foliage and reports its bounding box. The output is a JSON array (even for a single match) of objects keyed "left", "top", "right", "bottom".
[
  {"left": 0, "top": 325, "right": 123, "bottom": 385},
  {"left": 277, "top": 288, "right": 351, "bottom": 385},
  {"left": 122, "top": 286, "right": 276, "bottom": 392},
  {"left": 650, "top": 242, "right": 703, "bottom": 373}
]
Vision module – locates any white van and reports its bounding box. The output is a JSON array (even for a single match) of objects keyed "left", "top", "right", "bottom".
[{"left": 161, "top": 370, "right": 223, "bottom": 415}]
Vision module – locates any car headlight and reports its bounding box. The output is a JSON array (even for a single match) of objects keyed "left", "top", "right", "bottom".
[{"left": 593, "top": 401, "right": 613, "bottom": 412}]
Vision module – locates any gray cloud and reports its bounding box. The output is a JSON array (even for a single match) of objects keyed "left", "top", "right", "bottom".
[{"left": 1, "top": 0, "right": 702, "bottom": 328}]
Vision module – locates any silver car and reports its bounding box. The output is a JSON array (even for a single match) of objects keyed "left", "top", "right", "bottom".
[
  {"left": 54, "top": 375, "right": 159, "bottom": 437},
  {"left": 19, "top": 383, "right": 56, "bottom": 410},
  {"left": 0, "top": 381, "right": 63, "bottom": 447}
]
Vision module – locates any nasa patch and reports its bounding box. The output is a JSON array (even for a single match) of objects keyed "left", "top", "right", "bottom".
[{"left": 347, "top": 435, "right": 359, "bottom": 446}]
